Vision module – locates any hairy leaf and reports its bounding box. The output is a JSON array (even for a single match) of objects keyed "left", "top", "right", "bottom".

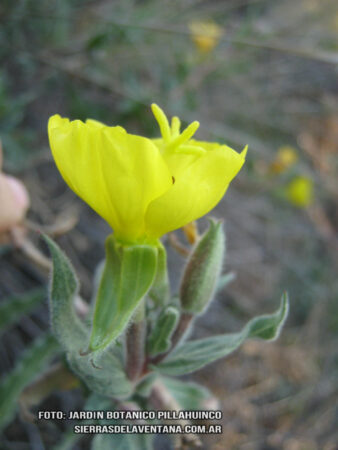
[
  {"left": 161, "top": 377, "right": 213, "bottom": 410},
  {"left": 154, "top": 293, "right": 289, "bottom": 375},
  {"left": 44, "top": 235, "right": 132, "bottom": 399},
  {"left": 147, "top": 306, "right": 179, "bottom": 356}
]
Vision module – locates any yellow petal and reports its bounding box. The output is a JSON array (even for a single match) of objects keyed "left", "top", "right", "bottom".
[
  {"left": 48, "top": 115, "right": 172, "bottom": 241},
  {"left": 145, "top": 142, "right": 246, "bottom": 237}
]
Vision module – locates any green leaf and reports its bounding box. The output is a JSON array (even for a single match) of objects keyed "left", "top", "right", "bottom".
[
  {"left": 0, "top": 333, "right": 59, "bottom": 430},
  {"left": 53, "top": 393, "right": 112, "bottom": 450},
  {"left": 217, "top": 272, "right": 236, "bottom": 293},
  {"left": 135, "top": 373, "right": 158, "bottom": 397},
  {"left": 154, "top": 293, "right": 289, "bottom": 376},
  {"left": 44, "top": 235, "right": 132, "bottom": 399},
  {"left": 148, "top": 243, "right": 170, "bottom": 304},
  {"left": 147, "top": 306, "right": 179, "bottom": 356},
  {"left": 89, "top": 235, "right": 158, "bottom": 352},
  {"left": 161, "top": 377, "right": 212, "bottom": 410},
  {"left": 0, "top": 288, "right": 45, "bottom": 335},
  {"left": 43, "top": 234, "right": 88, "bottom": 351},
  {"left": 92, "top": 432, "right": 153, "bottom": 450}
]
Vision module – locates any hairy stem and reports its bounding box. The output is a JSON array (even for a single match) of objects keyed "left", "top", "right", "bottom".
[{"left": 125, "top": 302, "right": 146, "bottom": 382}]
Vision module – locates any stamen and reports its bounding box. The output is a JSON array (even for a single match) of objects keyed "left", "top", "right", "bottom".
[
  {"left": 151, "top": 103, "right": 171, "bottom": 143},
  {"left": 167, "top": 121, "right": 200, "bottom": 149},
  {"left": 171, "top": 116, "right": 181, "bottom": 137}
]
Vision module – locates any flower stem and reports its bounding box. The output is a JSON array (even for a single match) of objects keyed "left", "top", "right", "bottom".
[{"left": 125, "top": 301, "right": 146, "bottom": 382}]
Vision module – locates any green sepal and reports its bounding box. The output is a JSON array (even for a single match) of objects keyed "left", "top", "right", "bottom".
[
  {"left": 147, "top": 306, "right": 179, "bottom": 356},
  {"left": 153, "top": 293, "right": 289, "bottom": 376},
  {"left": 148, "top": 242, "right": 170, "bottom": 304},
  {"left": 89, "top": 235, "right": 158, "bottom": 352},
  {"left": 44, "top": 235, "right": 132, "bottom": 399},
  {"left": 180, "top": 219, "right": 225, "bottom": 314}
]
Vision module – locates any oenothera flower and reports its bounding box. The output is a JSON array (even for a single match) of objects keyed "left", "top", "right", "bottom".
[{"left": 48, "top": 104, "right": 246, "bottom": 243}]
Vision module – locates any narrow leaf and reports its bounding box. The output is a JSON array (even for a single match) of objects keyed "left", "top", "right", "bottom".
[
  {"left": 43, "top": 234, "right": 88, "bottom": 351},
  {"left": 147, "top": 306, "right": 179, "bottom": 356},
  {"left": 89, "top": 235, "right": 158, "bottom": 352},
  {"left": 154, "top": 293, "right": 289, "bottom": 375},
  {"left": 0, "top": 333, "right": 59, "bottom": 430},
  {"left": 44, "top": 235, "right": 132, "bottom": 399},
  {"left": 0, "top": 288, "right": 45, "bottom": 335},
  {"left": 217, "top": 272, "right": 236, "bottom": 293}
]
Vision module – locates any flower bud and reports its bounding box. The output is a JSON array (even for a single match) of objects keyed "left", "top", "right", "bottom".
[{"left": 180, "top": 219, "right": 225, "bottom": 314}]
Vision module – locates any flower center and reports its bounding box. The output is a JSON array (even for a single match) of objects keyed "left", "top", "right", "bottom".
[{"left": 151, "top": 104, "right": 206, "bottom": 157}]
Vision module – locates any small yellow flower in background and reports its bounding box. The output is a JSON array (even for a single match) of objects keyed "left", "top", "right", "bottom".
[
  {"left": 269, "top": 146, "right": 298, "bottom": 174},
  {"left": 286, "top": 176, "right": 313, "bottom": 208},
  {"left": 48, "top": 104, "right": 246, "bottom": 243},
  {"left": 188, "top": 20, "right": 223, "bottom": 53}
]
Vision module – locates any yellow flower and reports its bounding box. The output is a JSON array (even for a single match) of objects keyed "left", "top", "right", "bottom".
[
  {"left": 48, "top": 104, "right": 246, "bottom": 243},
  {"left": 189, "top": 20, "right": 223, "bottom": 53},
  {"left": 286, "top": 176, "right": 313, "bottom": 208},
  {"left": 270, "top": 146, "right": 298, "bottom": 174}
]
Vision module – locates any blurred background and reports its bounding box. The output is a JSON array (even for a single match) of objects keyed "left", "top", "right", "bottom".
[{"left": 0, "top": 0, "right": 338, "bottom": 448}]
